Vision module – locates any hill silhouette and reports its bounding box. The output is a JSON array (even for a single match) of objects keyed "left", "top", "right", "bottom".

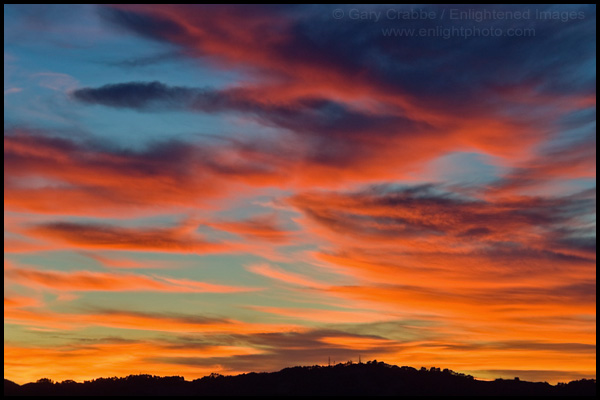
[{"left": 4, "top": 361, "right": 596, "bottom": 396}]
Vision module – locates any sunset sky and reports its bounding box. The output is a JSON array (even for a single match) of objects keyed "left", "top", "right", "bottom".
[{"left": 4, "top": 4, "right": 596, "bottom": 385}]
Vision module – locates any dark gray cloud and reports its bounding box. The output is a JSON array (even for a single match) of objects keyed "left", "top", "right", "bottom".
[
  {"left": 72, "top": 82, "right": 428, "bottom": 138},
  {"left": 64, "top": 5, "right": 595, "bottom": 180},
  {"left": 91, "top": 309, "right": 234, "bottom": 326},
  {"left": 71, "top": 81, "right": 434, "bottom": 169},
  {"left": 146, "top": 329, "right": 401, "bottom": 372},
  {"left": 289, "top": 184, "right": 596, "bottom": 259},
  {"left": 97, "top": 4, "right": 596, "bottom": 112}
]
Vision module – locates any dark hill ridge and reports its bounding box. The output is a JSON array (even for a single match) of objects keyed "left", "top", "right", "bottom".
[{"left": 4, "top": 361, "right": 596, "bottom": 396}]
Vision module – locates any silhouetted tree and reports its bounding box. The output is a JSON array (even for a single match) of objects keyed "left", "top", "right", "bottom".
[{"left": 4, "top": 363, "right": 596, "bottom": 396}]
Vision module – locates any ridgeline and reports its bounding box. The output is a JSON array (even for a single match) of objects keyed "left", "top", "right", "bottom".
[{"left": 4, "top": 361, "right": 596, "bottom": 396}]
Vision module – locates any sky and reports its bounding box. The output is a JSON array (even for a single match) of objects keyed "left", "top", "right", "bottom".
[{"left": 4, "top": 4, "right": 596, "bottom": 385}]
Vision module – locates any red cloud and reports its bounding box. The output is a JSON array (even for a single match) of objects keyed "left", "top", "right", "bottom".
[
  {"left": 207, "top": 214, "right": 293, "bottom": 243},
  {"left": 27, "top": 220, "right": 222, "bottom": 253},
  {"left": 4, "top": 132, "right": 285, "bottom": 216}
]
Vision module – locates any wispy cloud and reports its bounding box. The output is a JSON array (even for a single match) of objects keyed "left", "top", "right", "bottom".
[
  {"left": 5, "top": 262, "right": 257, "bottom": 293},
  {"left": 246, "top": 263, "right": 328, "bottom": 288}
]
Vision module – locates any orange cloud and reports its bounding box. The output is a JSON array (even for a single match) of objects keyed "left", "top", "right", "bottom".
[
  {"left": 27, "top": 220, "right": 223, "bottom": 253},
  {"left": 245, "top": 263, "right": 327, "bottom": 288},
  {"left": 4, "top": 132, "right": 284, "bottom": 217},
  {"left": 319, "top": 335, "right": 397, "bottom": 350},
  {"left": 5, "top": 264, "right": 257, "bottom": 293},
  {"left": 3, "top": 341, "right": 261, "bottom": 384},
  {"left": 207, "top": 214, "right": 293, "bottom": 243},
  {"left": 92, "top": 5, "right": 586, "bottom": 176},
  {"left": 4, "top": 294, "right": 42, "bottom": 309},
  {"left": 280, "top": 183, "right": 595, "bottom": 375},
  {"left": 250, "top": 305, "right": 398, "bottom": 324},
  {"left": 5, "top": 306, "right": 302, "bottom": 336}
]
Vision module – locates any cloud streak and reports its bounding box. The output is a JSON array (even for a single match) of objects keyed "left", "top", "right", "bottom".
[
  {"left": 5, "top": 263, "right": 257, "bottom": 294},
  {"left": 29, "top": 220, "right": 222, "bottom": 253}
]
